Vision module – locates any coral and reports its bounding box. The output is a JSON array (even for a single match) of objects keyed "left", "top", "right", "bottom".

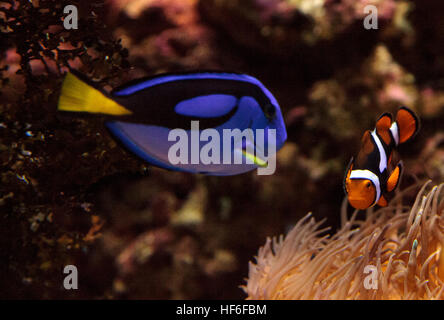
[
  {"left": 0, "top": 0, "right": 130, "bottom": 93},
  {"left": 198, "top": 0, "right": 400, "bottom": 78},
  {"left": 106, "top": 0, "right": 219, "bottom": 73},
  {"left": 0, "top": 0, "right": 131, "bottom": 299},
  {"left": 244, "top": 181, "right": 444, "bottom": 299},
  {"left": 386, "top": 1, "right": 444, "bottom": 85}
]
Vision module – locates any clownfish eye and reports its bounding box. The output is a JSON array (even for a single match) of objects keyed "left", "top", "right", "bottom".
[
  {"left": 366, "top": 181, "right": 371, "bottom": 188},
  {"left": 264, "top": 103, "right": 276, "bottom": 120}
]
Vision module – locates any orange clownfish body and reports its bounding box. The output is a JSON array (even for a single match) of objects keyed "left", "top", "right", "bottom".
[{"left": 344, "top": 106, "right": 420, "bottom": 210}]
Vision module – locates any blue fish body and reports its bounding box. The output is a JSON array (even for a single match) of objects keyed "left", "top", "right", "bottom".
[{"left": 58, "top": 71, "right": 287, "bottom": 175}]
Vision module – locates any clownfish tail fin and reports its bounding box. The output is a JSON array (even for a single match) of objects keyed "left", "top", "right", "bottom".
[
  {"left": 395, "top": 106, "right": 420, "bottom": 144},
  {"left": 58, "top": 71, "right": 132, "bottom": 116}
]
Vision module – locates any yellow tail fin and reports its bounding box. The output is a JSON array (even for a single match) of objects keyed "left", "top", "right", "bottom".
[{"left": 58, "top": 72, "right": 132, "bottom": 116}]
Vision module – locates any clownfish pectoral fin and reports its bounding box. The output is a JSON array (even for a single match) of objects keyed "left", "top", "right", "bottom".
[
  {"left": 343, "top": 157, "right": 354, "bottom": 194},
  {"left": 377, "top": 195, "right": 388, "bottom": 207},
  {"left": 375, "top": 112, "right": 393, "bottom": 145},
  {"left": 58, "top": 72, "right": 132, "bottom": 116},
  {"left": 386, "top": 161, "right": 403, "bottom": 193},
  {"left": 395, "top": 106, "right": 420, "bottom": 144}
]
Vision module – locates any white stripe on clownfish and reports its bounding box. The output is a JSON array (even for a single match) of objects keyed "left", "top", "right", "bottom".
[
  {"left": 349, "top": 169, "right": 381, "bottom": 205},
  {"left": 370, "top": 129, "right": 387, "bottom": 173},
  {"left": 390, "top": 121, "right": 399, "bottom": 146}
]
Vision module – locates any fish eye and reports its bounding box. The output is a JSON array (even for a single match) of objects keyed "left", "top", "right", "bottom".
[
  {"left": 264, "top": 104, "right": 276, "bottom": 120},
  {"left": 366, "top": 181, "right": 371, "bottom": 188}
]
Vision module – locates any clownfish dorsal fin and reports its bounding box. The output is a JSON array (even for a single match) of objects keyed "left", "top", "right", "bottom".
[
  {"left": 386, "top": 161, "right": 403, "bottom": 192},
  {"left": 356, "top": 130, "right": 374, "bottom": 166},
  {"left": 395, "top": 107, "right": 420, "bottom": 144},
  {"left": 375, "top": 112, "right": 393, "bottom": 145}
]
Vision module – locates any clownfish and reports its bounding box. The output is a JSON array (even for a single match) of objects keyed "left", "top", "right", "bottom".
[
  {"left": 344, "top": 106, "right": 420, "bottom": 209},
  {"left": 57, "top": 70, "right": 287, "bottom": 175}
]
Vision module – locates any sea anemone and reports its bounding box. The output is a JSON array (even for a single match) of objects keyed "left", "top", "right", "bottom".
[{"left": 243, "top": 181, "right": 444, "bottom": 299}]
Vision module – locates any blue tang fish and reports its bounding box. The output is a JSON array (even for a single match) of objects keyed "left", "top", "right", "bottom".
[{"left": 57, "top": 70, "right": 287, "bottom": 175}]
